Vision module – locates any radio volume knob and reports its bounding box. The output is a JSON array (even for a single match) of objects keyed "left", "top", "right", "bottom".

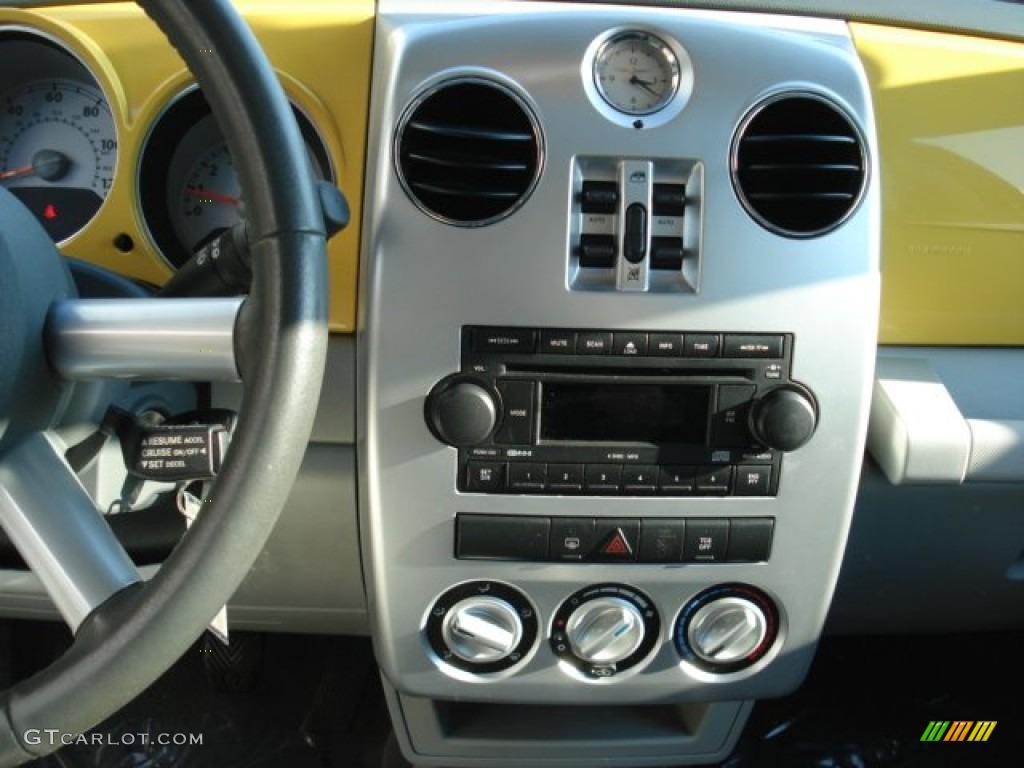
[
  {"left": 750, "top": 385, "right": 817, "bottom": 452},
  {"left": 425, "top": 377, "right": 498, "bottom": 446}
]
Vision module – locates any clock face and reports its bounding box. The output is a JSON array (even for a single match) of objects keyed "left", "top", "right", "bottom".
[{"left": 593, "top": 31, "right": 680, "bottom": 116}]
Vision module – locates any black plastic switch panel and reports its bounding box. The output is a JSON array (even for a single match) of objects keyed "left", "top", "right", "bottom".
[
  {"left": 471, "top": 327, "right": 536, "bottom": 354},
  {"left": 684, "top": 333, "right": 720, "bottom": 358},
  {"left": 547, "top": 463, "right": 584, "bottom": 493},
  {"left": 551, "top": 517, "right": 595, "bottom": 560},
  {"left": 613, "top": 332, "right": 648, "bottom": 357},
  {"left": 649, "top": 333, "right": 683, "bottom": 356},
  {"left": 580, "top": 181, "right": 618, "bottom": 213},
  {"left": 494, "top": 380, "right": 535, "bottom": 445},
  {"left": 507, "top": 462, "right": 547, "bottom": 492},
  {"left": 722, "top": 334, "right": 784, "bottom": 359},
  {"left": 733, "top": 466, "right": 772, "bottom": 496},
  {"left": 457, "top": 514, "right": 550, "bottom": 560},
  {"left": 593, "top": 519, "right": 640, "bottom": 562},
  {"left": 639, "top": 519, "right": 686, "bottom": 563},
  {"left": 651, "top": 237, "right": 684, "bottom": 270},
  {"left": 540, "top": 329, "right": 576, "bottom": 354},
  {"left": 683, "top": 519, "right": 729, "bottom": 563},
  {"left": 576, "top": 331, "right": 612, "bottom": 355},
  {"left": 727, "top": 518, "right": 774, "bottom": 562},
  {"left": 584, "top": 464, "right": 622, "bottom": 493},
  {"left": 465, "top": 461, "right": 506, "bottom": 492},
  {"left": 653, "top": 183, "right": 686, "bottom": 216},
  {"left": 624, "top": 202, "right": 648, "bottom": 264},
  {"left": 578, "top": 234, "right": 617, "bottom": 268}
]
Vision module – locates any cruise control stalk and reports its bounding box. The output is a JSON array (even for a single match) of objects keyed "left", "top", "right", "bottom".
[{"left": 157, "top": 180, "right": 349, "bottom": 298}]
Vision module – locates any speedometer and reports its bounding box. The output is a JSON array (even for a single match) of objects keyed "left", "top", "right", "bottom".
[{"left": 0, "top": 78, "right": 116, "bottom": 242}]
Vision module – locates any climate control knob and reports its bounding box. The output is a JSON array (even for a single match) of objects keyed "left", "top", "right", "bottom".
[
  {"left": 425, "top": 376, "right": 498, "bottom": 447},
  {"left": 675, "top": 584, "right": 778, "bottom": 673},
  {"left": 567, "top": 597, "right": 645, "bottom": 665},
  {"left": 442, "top": 596, "right": 523, "bottom": 664},
  {"left": 749, "top": 385, "right": 817, "bottom": 452},
  {"left": 426, "top": 581, "right": 538, "bottom": 674},
  {"left": 551, "top": 584, "right": 659, "bottom": 679}
]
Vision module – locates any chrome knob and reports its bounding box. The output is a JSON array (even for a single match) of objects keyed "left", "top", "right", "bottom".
[
  {"left": 566, "top": 597, "right": 645, "bottom": 665},
  {"left": 686, "top": 596, "right": 768, "bottom": 665},
  {"left": 442, "top": 596, "right": 523, "bottom": 664}
]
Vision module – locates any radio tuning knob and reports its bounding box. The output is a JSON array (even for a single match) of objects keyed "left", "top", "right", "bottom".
[
  {"left": 425, "top": 377, "right": 498, "bottom": 446},
  {"left": 566, "top": 597, "right": 646, "bottom": 665},
  {"left": 750, "top": 385, "right": 817, "bottom": 452}
]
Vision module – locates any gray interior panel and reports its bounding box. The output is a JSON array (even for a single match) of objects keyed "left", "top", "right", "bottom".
[{"left": 360, "top": 1, "right": 881, "bottom": 763}]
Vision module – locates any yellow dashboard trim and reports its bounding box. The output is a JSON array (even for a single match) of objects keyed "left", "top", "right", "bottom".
[
  {"left": 852, "top": 23, "right": 1024, "bottom": 346},
  {"left": 0, "top": 1, "right": 373, "bottom": 333}
]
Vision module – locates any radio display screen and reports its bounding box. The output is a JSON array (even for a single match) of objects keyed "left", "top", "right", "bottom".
[{"left": 540, "top": 382, "right": 711, "bottom": 444}]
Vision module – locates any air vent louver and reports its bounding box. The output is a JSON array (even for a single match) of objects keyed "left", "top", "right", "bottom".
[
  {"left": 732, "top": 94, "right": 866, "bottom": 237},
  {"left": 396, "top": 79, "right": 542, "bottom": 226}
]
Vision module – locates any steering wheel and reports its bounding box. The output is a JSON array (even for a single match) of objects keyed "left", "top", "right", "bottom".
[{"left": 0, "top": 1, "right": 326, "bottom": 763}]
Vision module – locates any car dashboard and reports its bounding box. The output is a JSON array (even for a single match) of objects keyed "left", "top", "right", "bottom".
[{"left": 0, "top": 1, "right": 1022, "bottom": 766}]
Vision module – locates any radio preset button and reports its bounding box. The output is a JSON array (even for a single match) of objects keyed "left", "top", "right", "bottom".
[
  {"left": 466, "top": 461, "right": 507, "bottom": 493},
  {"left": 494, "top": 380, "right": 535, "bottom": 445},
  {"left": 613, "top": 332, "right": 648, "bottom": 357},
  {"left": 649, "top": 333, "right": 683, "bottom": 356},
  {"left": 683, "top": 519, "right": 730, "bottom": 563},
  {"left": 576, "top": 331, "right": 612, "bottom": 355},
  {"left": 547, "top": 463, "right": 584, "bottom": 493},
  {"left": 659, "top": 465, "right": 695, "bottom": 494},
  {"left": 733, "top": 465, "right": 772, "bottom": 496},
  {"left": 621, "top": 465, "right": 658, "bottom": 494},
  {"left": 684, "top": 333, "right": 721, "bottom": 358},
  {"left": 695, "top": 466, "right": 733, "bottom": 494},
  {"left": 584, "top": 464, "right": 622, "bottom": 494},
  {"left": 723, "top": 334, "right": 784, "bottom": 359},
  {"left": 471, "top": 327, "right": 536, "bottom": 354},
  {"left": 507, "top": 462, "right": 548, "bottom": 493},
  {"left": 540, "top": 330, "right": 577, "bottom": 355}
]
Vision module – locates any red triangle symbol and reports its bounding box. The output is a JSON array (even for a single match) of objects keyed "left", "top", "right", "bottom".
[{"left": 602, "top": 529, "right": 632, "bottom": 556}]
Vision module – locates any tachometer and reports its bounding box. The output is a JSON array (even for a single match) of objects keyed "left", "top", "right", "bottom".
[
  {"left": 0, "top": 78, "right": 116, "bottom": 242},
  {"left": 140, "top": 88, "right": 332, "bottom": 268}
]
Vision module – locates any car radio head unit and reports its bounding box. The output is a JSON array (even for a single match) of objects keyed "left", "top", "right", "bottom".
[{"left": 425, "top": 326, "right": 818, "bottom": 498}]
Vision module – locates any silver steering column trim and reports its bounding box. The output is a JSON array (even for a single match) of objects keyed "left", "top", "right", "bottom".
[
  {"left": 46, "top": 297, "right": 244, "bottom": 381},
  {"left": 0, "top": 433, "right": 142, "bottom": 632}
]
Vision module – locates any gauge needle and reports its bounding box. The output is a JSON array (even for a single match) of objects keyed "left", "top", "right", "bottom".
[
  {"left": 184, "top": 187, "right": 241, "bottom": 206},
  {"left": 0, "top": 164, "right": 33, "bottom": 181},
  {"left": 0, "top": 149, "right": 72, "bottom": 183},
  {"left": 629, "top": 75, "right": 660, "bottom": 97}
]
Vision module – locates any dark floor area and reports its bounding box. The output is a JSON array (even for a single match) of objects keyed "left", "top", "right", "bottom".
[{"left": 2, "top": 622, "right": 1022, "bottom": 767}]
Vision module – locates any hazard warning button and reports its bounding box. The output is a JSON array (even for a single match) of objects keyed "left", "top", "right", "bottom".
[{"left": 594, "top": 520, "right": 640, "bottom": 562}]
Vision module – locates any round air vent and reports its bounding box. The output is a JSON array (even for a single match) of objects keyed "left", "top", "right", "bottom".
[
  {"left": 396, "top": 78, "right": 543, "bottom": 226},
  {"left": 732, "top": 93, "right": 867, "bottom": 237}
]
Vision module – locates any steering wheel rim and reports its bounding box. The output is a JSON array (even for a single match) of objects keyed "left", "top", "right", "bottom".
[{"left": 0, "top": 1, "right": 327, "bottom": 763}]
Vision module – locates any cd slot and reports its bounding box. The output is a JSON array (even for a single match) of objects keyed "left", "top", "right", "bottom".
[{"left": 503, "top": 363, "right": 755, "bottom": 380}]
